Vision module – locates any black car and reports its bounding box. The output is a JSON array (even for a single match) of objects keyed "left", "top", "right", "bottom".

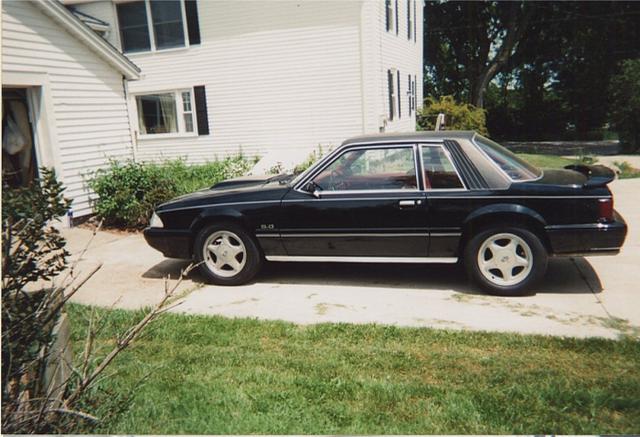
[{"left": 144, "top": 131, "right": 627, "bottom": 296}]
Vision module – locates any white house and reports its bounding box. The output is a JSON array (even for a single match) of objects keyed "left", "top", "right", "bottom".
[
  {"left": 66, "top": 0, "right": 424, "bottom": 162},
  {"left": 3, "top": 0, "right": 423, "bottom": 217},
  {"left": 2, "top": 0, "right": 140, "bottom": 216}
]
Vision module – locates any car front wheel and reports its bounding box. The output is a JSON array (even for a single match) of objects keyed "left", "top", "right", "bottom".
[
  {"left": 195, "top": 223, "right": 262, "bottom": 285},
  {"left": 464, "top": 227, "right": 548, "bottom": 296}
]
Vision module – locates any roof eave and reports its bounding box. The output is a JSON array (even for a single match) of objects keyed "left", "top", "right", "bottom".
[{"left": 33, "top": 0, "right": 140, "bottom": 80}]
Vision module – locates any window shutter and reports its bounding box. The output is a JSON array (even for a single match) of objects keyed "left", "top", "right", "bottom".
[
  {"left": 387, "top": 70, "right": 394, "bottom": 120},
  {"left": 395, "top": 0, "right": 399, "bottom": 34},
  {"left": 385, "top": 0, "right": 391, "bottom": 32},
  {"left": 397, "top": 70, "right": 401, "bottom": 118},
  {"left": 185, "top": 0, "right": 201, "bottom": 45},
  {"left": 193, "top": 85, "right": 209, "bottom": 135}
]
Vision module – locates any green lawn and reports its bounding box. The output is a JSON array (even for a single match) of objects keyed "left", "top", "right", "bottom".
[
  {"left": 516, "top": 153, "right": 577, "bottom": 169},
  {"left": 68, "top": 305, "right": 640, "bottom": 435}
]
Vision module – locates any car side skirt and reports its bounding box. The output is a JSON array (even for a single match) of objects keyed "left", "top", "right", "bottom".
[{"left": 265, "top": 255, "right": 458, "bottom": 263}]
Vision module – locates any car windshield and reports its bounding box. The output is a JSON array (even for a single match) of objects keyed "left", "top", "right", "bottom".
[{"left": 473, "top": 134, "right": 542, "bottom": 181}]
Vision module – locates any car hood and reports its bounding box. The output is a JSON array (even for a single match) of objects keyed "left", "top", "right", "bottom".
[{"left": 156, "top": 177, "right": 291, "bottom": 212}]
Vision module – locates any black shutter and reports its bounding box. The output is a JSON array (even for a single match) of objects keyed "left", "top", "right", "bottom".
[
  {"left": 395, "top": 0, "right": 399, "bottom": 34},
  {"left": 193, "top": 85, "right": 209, "bottom": 135},
  {"left": 387, "top": 70, "right": 394, "bottom": 120},
  {"left": 397, "top": 70, "right": 401, "bottom": 118},
  {"left": 385, "top": 0, "right": 391, "bottom": 31},
  {"left": 185, "top": 0, "right": 201, "bottom": 45}
]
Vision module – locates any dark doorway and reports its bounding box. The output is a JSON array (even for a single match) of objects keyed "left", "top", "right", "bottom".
[{"left": 2, "top": 88, "right": 38, "bottom": 187}]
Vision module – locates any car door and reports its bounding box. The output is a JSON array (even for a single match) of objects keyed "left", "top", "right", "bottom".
[
  {"left": 420, "top": 143, "right": 469, "bottom": 258},
  {"left": 278, "top": 144, "right": 430, "bottom": 259}
]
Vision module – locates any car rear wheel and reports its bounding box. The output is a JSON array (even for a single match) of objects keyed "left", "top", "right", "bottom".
[
  {"left": 195, "top": 223, "right": 262, "bottom": 285},
  {"left": 464, "top": 227, "right": 547, "bottom": 296}
]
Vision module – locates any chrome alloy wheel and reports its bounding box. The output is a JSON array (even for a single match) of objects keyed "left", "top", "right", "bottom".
[
  {"left": 477, "top": 232, "right": 533, "bottom": 287},
  {"left": 203, "top": 230, "right": 247, "bottom": 278}
]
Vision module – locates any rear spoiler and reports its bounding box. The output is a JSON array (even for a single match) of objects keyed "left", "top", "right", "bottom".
[{"left": 564, "top": 164, "right": 616, "bottom": 188}]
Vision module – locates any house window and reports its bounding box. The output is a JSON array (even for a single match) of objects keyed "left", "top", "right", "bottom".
[
  {"left": 397, "top": 70, "right": 401, "bottom": 118},
  {"left": 117, "top": 0, "right": 200, "bottom": 53},
  {"left": 116, "top": 1, "right": 150, "bottom": 53},
  {"left": 150, "top": 0, "right": 184, "bottom": 50},
  {"left": 385, "top": 0, "right": 394, "bottom": 32},
  {"left": 407, "top": 0, "right": 413, "bottom": 40},
  {"left": 387, "top": 69, "right": 396, "bottom": 120},
  {"left": 181, "top": 91, "right": 194, "bottom": 132},
  {"left": 408, "top": 74, "right": 413, "bottom": 116},
  {"left": 413, "top": 0, "right": 417, "bottom": 41},
  {"left": 135, "top": 88, "right": 208, "bottom": 136}
]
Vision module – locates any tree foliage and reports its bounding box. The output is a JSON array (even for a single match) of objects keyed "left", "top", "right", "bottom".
[
  {"left": 417, "top": 96, "right": 487, "bottom": 135},
  {"left": 609, "top": 59, "right": 640, "bottom": 152},
  {"left": 424, "top": 1, "right": 640, "bottom": 140}
]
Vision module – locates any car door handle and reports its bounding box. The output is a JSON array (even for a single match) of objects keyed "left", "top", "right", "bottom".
[{"left": 399, "top": 199, "right": 422, "bottom": 207}]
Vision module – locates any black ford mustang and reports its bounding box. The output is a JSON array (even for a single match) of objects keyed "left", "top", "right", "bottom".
[{"left": 144, "top": 131, "right": 627, "bottom": 296}]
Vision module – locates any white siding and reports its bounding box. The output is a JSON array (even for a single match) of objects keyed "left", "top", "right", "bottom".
[
  {"left": 2, "top": 0, "right": 135, "bottom": 216},
  {"left": 89, "top": 0, "right": 367, "bottom": 163},
  {"left": 362, "top": 0, "right": 423, "bottom": 134}
]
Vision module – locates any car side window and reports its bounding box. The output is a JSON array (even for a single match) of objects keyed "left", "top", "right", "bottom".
[
  {"left": 313, "top": 146, "right": 417, "bottom": 191},
  {"left": 422, "top": 146, "right": 465, "bottom": 189}
]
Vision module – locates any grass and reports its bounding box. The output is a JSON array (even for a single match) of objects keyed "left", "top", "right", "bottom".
[
  {"left": 613, "top": 161, "right": 640, "bottom": 179},
  {"left": 67, "top": 304, "right": 640, "bottom": 434},
  {"left": 516, "top": 153, "right": 580, "bottom": 169}
]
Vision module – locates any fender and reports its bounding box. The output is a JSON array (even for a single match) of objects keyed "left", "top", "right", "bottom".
[
  {"left": 189, "top": 207, "right": 249, "bottom": 233},
  {"left": 463, "top": 203, "right": 547, "bottom": 227}
]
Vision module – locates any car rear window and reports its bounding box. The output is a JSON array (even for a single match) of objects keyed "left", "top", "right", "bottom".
[{"left": 473, "top": 135, "right": 542, "bottom": 181}]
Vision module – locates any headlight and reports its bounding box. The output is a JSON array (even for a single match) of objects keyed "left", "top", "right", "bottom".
[{"left": 149, "top": 212, "right": 164, "bottom": 228}]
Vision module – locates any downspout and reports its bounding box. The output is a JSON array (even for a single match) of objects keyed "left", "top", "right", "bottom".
[{"left": 123, "top": 77, "right": 138, "bottom": 162}]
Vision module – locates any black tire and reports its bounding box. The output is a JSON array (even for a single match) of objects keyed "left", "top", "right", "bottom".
[
  {"left": 194, "top": 222, "right": 263, "bottom": 286},
  {"left": 464, "top": 226, "right": 548, "bottom": 296}
]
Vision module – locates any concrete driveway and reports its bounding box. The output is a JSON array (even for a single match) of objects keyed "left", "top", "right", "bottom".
[{"left": 64, "top": 179, "right": 640, "bottom": 340}]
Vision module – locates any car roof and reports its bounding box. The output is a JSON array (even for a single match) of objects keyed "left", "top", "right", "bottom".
[{"left": 341, "top": 130, "right": 476, "bottom": 146}]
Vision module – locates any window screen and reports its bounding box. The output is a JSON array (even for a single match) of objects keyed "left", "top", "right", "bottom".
[{"left": 117, "top": 1, "right": 151, "bottom": 53}]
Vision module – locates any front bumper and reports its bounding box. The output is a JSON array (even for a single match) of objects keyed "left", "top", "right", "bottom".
[
  {"left": 546, "top": 210, "right": 627, "bottom": 256},
  {"left": 143, "top": 227, "right": 193, "bottom": 259}
]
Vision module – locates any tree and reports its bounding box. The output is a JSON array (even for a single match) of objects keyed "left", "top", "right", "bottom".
[
  {"left": 424, "top": 1, "right": 536, "bottom": 108},
  {"left": 609, "top": 59, "right": 640, "bottom": 153}
]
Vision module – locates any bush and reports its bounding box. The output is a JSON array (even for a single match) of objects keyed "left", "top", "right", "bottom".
[
  {"left": 417, "top": 95, "right": 488, "bottom": 135},
  {"left": 2, "top": 169, "right": 71, "bottom": 432},
  {"left": 89, "top": 161, "right": 177, "bottom": 229},
  {"left": 609, "top": 59, "right": 640, "bottom": 153},
  {"left": 89, "top": 157, "right": 253, "bottom": 229}
]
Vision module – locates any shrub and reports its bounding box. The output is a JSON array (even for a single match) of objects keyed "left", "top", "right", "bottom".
[
  {"left": 609, "top": 59, "right": 640, "bottom": 153},
  {"left": 293, "top": 145, "right": 326, "bottom": 174},
  {"left": 89, "top": 156, "right": 254, "bottom": 229},
  {"left": 2, "top": 169, "right": 71, "bottom": 432},
  {"left": 417, "top": 95, "right": 488, "bottom": 135},
  {"left": 89, "top": 160, "right": 177, "bottom": 229}
]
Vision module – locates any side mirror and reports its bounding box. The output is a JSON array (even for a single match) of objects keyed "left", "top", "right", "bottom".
[{"left": 303, "top": 181, "right": 322, "bottom": 198}]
